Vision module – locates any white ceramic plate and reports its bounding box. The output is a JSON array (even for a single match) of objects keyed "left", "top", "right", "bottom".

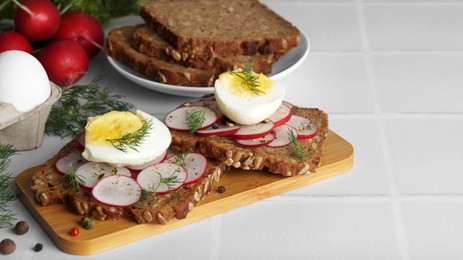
[{"left": 107, "top": 32, "right": 310, "bottom": 97}]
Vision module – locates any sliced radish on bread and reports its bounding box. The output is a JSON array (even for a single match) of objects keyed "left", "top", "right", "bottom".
[
  {"left": 287, "top": 115, "right": 318, "bottom": 139},
  {"left": 92, "top": 175, "right": 142, "bottom": 207},
  {"left": 137, "top": 162, "right": 188, "bottom": 194},
  {"left": 236, "top": 132, "right": 275, "bottom": 147},
  {"left": 189, "top": 100, "right": 225, "bottom": 123},
  {"left": 127, "top": 150, "right": 168, "bottom": 171},
  {"left": 267, "top": 124, "right": 298, "bottom": 148},
  {"left": 267, "top": 103, "right": 293, "bottom": 127},
  {"left": 75, "top": 161, "right": 131, "bottom": 190},
  {"left": 168, "top": 153, "right": 208, "bottom": 184},
  {"left": 196, "top": 124, "right": 240, "bottom": 137},
  {"left": 55, "top": 150, "right": 87, "bottom": 175},
  {"left": 164, "top": 106, "right": 217, "bottom": 132},
  {"left": 230, "top": 122, "right": 274, "bottom": 140}
]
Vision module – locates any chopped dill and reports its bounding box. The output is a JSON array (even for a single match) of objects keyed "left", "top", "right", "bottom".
[
  {"left": 65, "top": 169, "right": 86, "bottom": 191},
  {"left": 106, "top": 119, "right": 152, "bottom": 153},
  {"left": 185, "top": 108, "right": 206, "bottom": 134},
  {"left": 173, "top": 151, "right": 190, "bottom": 167},
  {"left": 288, "top": 129, "right": 306, "bottom": 158},
  {"left": 0, "top": 144, "right": 16, "bottom": 228},
  {"left": 229, "top": 65, "right": 264, "bottom": 96}
]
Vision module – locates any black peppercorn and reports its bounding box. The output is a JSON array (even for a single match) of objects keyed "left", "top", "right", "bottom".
[
  {"left": 34, "top": 243, "right": 43, "bottom": 252},
  {"left": 217, "top": 185, "right": 225, "bottom": 193},
  {"left": 211, "top": 123, "right": 219, "bottom": 129}
]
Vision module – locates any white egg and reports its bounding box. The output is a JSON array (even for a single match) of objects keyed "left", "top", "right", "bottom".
[
  {"left": 82, "top": 110, "right": 172, "bottom": 167},
  {"left": 214, "top": 73, "right": 285, "bottom": 125},
  {"left": 0, "top": 50, "right": 50, "bottom": 112}
]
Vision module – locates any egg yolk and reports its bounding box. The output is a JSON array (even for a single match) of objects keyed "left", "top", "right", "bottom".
[
  {"left": 85, "top": 111, "right": 143, "bottom": 146},
  {"left": 218, "top": 69, "right": 273, "bottom": 98}
]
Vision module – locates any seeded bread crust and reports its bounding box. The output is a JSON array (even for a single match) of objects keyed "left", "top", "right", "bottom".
[
  {"left": 140, "top": 0, "right": 300, "bottom": 58},
  {"left": 132, "top": 24, "right": 279, "bottom": 75},
  {"left": 106, "top": 25, "right": 217, "bottom": 87},
  {"left": 30, "top": 134, "right": 225, "bottom": 224},
  {"left": 170, "top": 106, "right": 329, "bottom": 177}
]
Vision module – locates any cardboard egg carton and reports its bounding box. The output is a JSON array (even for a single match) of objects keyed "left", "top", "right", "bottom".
[{"left": 0, "top": 83, "right": 61, "bottom": 151}]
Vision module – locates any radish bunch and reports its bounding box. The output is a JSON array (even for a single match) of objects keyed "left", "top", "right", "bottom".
[
  {"left": 164, "top": 99, "right": 318, "bottom": 148},
  {"left": 0, "top": 0, "right": 104, "bottom": 87},
  {"left": 54, "top": 145, "right": 208, "bottom": 207}
]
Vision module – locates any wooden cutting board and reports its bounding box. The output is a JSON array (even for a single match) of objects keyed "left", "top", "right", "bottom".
[{"left": 16, "top": 130, "right": 353, "bottom": 255}]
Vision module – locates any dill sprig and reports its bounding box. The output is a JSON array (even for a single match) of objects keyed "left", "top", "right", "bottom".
[
  {"left": 45, "top": 76, "right": 134, "bottom": 138},
  {"left": 173, "top": 151, "right": 190, "bottom": 167},
  {"left": 288, "top": 129, "right": 307, "bottom": 158},
  {"left": 185, "top": 108, "right": 206, "bottom": 134},
  {"left": 0, "top": 144, "right": 17, "bottom": 228},
  {"left": 65, "top": 169, "right": 86, "bottom": 191},
  {"left": 229, "top": 65, "right": 264, "bottom": 95},
  {"left": 105, "top": 119, "right": 152, "bottom": 153}
]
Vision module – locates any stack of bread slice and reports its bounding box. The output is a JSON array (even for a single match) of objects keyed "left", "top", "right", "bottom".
[{"left": 106, "top": 0, "right": 301, "bottom": 87}]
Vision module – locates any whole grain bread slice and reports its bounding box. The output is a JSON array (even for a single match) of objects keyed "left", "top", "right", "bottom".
[
  {"left": 132, "top": 24, "right": 279, "bottom": 75},
  {"left": 30, "top": 133, "right": 225, "bottom": 224},
  {"left": 106, "top": 25, "right": 217, "bottom": 87},
  {"left": 140, "top": 0, "right": 300, "bottom": 58},
  {"left": 169, "top": 105, "right": 329, "bottom": 177}
]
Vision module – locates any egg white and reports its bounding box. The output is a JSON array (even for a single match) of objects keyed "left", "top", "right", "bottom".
[
  {"left": 214, "top": 79, "right": 285, "bottom": 125},
  {"left": 82, "top": 110, "right": 172, "bottom": 167}
]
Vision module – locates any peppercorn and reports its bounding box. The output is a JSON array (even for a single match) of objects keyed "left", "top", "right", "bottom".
[
  {"left": 216, "top": 185, "right": 225, "bottom": 193},
  {"left": 34, "top": 243, "right": 43, "bottom": 252},
  {"left": 0, "top": 238, "right": 16, "bottom": 255},
  {"left": 15, "top": 220, "right": 29, "bottom": 235},
  {"left": 211, "top": 123, "right": 219, "bottom": 129},
  {"left": 80, "top": 217, "right": 95, "bottom": 229}
]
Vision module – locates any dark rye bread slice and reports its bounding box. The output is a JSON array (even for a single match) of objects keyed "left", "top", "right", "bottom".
[
  {"left": 170, "top": 106, "right": 329, "bottom": 177},
  {"left": 132, "top": 24, "right": 278, "bottom": 75},
  {"left": 140, "top": 0, "right": 300, "bottom": 58},
  {"left": 30, "top": 134, "right": 225, "bottom": 224},
  {"left": 106, "top": 25, "right": 216, "bottom": 87}
]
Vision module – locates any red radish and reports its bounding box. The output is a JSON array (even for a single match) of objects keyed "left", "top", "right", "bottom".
[
  {"left": 267, "top": 103, "right": 293, "bottom": 127},
  {"left": 92, "top": 175, "right": 142, "bottom": 207},
  {"left": 236, "top": 132, "right": 275, "bottom": 147},
  {"left": 13, "top": 0, "right": 61, "bottom": 42},
  {"left": 127, "top": 150, "right": 168, "bottom": 172},
  {"left": 137, "top": 162, "right": 187, "bottom": 194},
  {"left": 37, "top": 40, "right": 89, "bottom": 86},
  {"left": 75, "top": 161, "right": 131, "bottom": 190},
  {"left": 0, "top": 31, "right": 33, "bottom": 54},
  {"left": 164, "top": 106, "right": 217, "bottom": 132},
  {"left": 52, "top": 11, "right": 104, "bottom": 58},
  {"left": 287, "top": 115, "right": 318, "bottom": 139},
  {"left": 196, "top": 124, "right": 240, "bottom": 137},
  {"left": 168, "top": 153, "right": 208, "bottom": 184},
  {"left": 189, "top": 100, "right": 224, "bottom": 123},
  {"left": 77, "top": 133, "right": 86, "bottom": 150},
  {"left": 55, "top": 150, "right": 86, "bottom": 175},
  {"left": 283, "top": 100, "right": 294, "bottom": 109},
  {"left": 267, "top": 124, "right": 298, "bottom": 148},
  {"left": 230, "top": 121, "right": 274, "bottom": 140}
]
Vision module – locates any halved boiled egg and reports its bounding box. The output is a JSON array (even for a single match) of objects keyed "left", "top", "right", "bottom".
[
  {"left": 214, "top": 68, "right": 285, "bottom": 125},
  {"left": 82, "top": 110, "right": 171, "bottom": 167}
]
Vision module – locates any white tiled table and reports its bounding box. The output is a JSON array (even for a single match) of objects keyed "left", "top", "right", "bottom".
[{"left": 3, "top": 1, "right": 463, "bottom": 259}]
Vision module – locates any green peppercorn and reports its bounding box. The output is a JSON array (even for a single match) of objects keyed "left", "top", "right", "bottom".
[{"left": 80, "top": 217, "right": 95, "bottom": 229}]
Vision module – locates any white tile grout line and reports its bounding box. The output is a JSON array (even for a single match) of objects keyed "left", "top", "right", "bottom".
[{"left": 356, "top": 0, "right": 411, "bottom": 259}]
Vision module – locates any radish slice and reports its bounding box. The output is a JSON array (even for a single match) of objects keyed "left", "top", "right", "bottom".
[
  {"left": 267, "top": 124, "right": 298, "bottom": 148},
  {"left": 164, "top": 106, "right": 217, "bottom": 132},
  {"left": 196, "top": 124, "right": 240, "bottom": 137},
  {"left": 230, "top": 122, "right": 275, "bottom": 140},
  {"left": 189, "top": 100, "right": 224, "bottom": 123},
  {"left": 92, "top": 175, "right": 141, "bottom": 207},
  {"left": 55, "top": 150, "right": 86, "bottom": 176},
  {"left": 287, "top": 115, "right": 318, "bottom": 139},
  {"left": 283, "top": 101, "right": 294, "bottom": 109},
  {"left": 168, "top": 153, "right": 208, "bottom": 184},
  {"left": 236, "top": 132, "right": 275, "bottom": 147},
  {"left": 127, "top": 150, "right": 168, "bottom": 172},
  {"left": 77, "top": 133, "right": 86, "bottom": 150},
  {"left": 267, "top": 103, "right": 293, "bottom": 127},
  {"left": 137, "top": 162, "right": 188, "bottom": 194},
  {"left": 75, "top": 161, "right": 131, "bottom": 190}
]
